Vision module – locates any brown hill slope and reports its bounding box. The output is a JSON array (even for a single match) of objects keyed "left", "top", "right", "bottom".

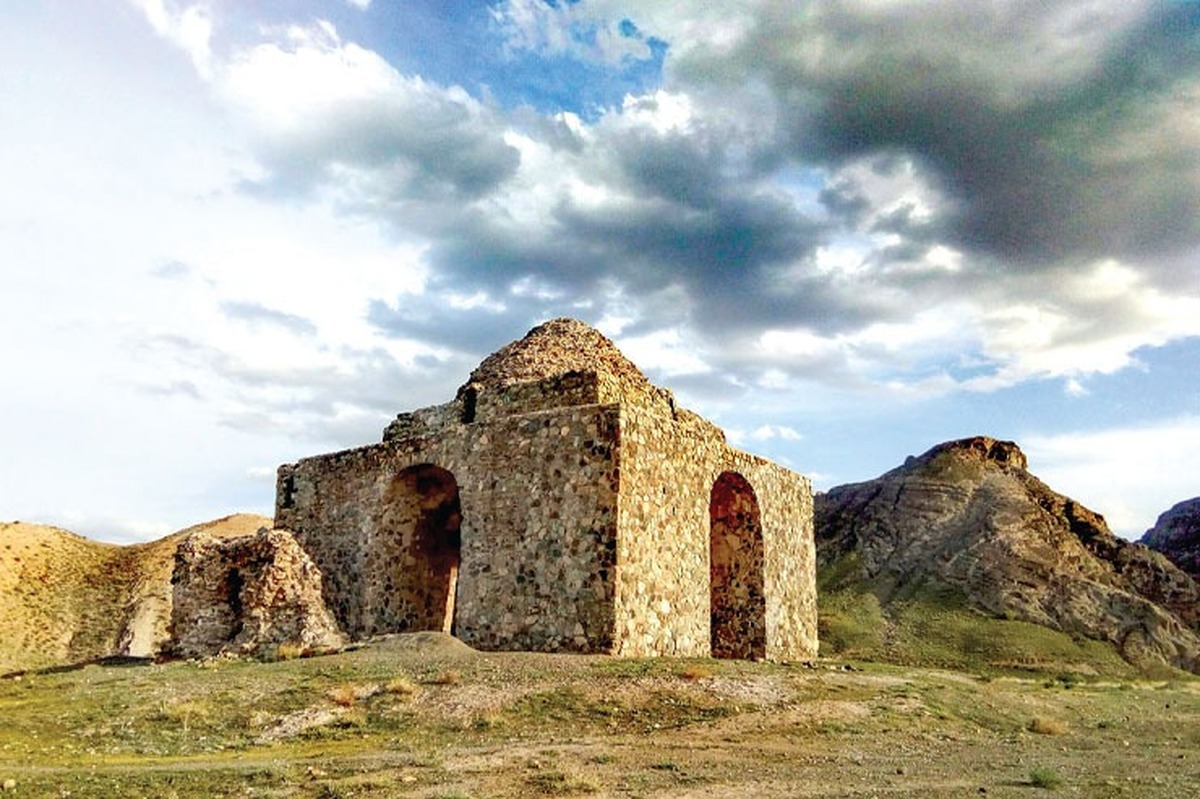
[
  {"left": 0, "top": 513, "right": 270, "bottom": 673},
  {"left": 815, "top": 437, "right": 1200, "bottom": 674},
  {"left": 1141, "top": 497, "right": 1200, "bottom": 581}
]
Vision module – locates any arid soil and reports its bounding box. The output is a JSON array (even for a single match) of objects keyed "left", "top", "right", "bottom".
[{"left": 1, "top": 634, "right": 1196, "bottom": 798}]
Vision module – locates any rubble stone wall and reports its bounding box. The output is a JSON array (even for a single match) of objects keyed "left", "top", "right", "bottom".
[
  {"left": 277, "top": 403, "right": 621, "bottom": 653},
  {"left": 274, "top": 319, "right": 817, "bottom": 661},
  {"left": 612, "top": 402, "right": 817, "bottom": 661}
]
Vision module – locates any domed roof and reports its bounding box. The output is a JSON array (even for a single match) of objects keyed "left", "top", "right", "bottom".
[{"left": 463, "top": 318, "right": 653, "bottom": 398}]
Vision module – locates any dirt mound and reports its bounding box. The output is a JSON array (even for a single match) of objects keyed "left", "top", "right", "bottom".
[{"left": 369, "top": 631, "right": 479, "bottom": 656}]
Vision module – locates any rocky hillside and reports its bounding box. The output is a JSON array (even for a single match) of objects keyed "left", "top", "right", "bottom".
[
  {"left": 1141, "top": 497, "right": 1200, "bottom": 581},
  {"left": 0, "top": 514, "right": 270, "bottom": 673},
  {"left": 815, "top": 437, "right": 1200, "bottom": 674}
]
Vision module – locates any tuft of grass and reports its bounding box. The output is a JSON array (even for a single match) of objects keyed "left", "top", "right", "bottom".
[
  {"left": 471, "top": 712, "right": 501, "bottom": 732},
  {"left": 325, "top": 683, "right": 380, "bottom": 707},
  {"left": 1028, "top": 766, "right": 1065, "bottom": 789},
  {"left": 384, "top": 676, "right": 417, "bottom": 696},
  {"left": 158, "top": 698, "right": 211, "bottom": 732},
  {"left": 525, "top": 768, "right": 601, "bottom": 795},
  {"left": 1027, "top": 717, "right": 1068, "bottom": 736},
  {"left": 676, "top": 663, "right": 713, "bottom": 681},
  {"left": 431, "top": 669, "right": 461, "bottom": 686}
]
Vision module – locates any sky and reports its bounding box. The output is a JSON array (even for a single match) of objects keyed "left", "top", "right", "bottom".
[{"left": 2, "top": 0, "right": 1199, "bottom": 543}]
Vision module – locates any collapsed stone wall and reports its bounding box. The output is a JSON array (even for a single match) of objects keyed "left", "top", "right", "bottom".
[
  {"left": 170, "top": 528, "right": 345, "bottom": 659},
  {"left": 278, "top": 403, "right": 621, "bottom": 653}
]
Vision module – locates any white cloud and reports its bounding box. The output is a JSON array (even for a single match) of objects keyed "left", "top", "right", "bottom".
[
  {"left": 618, "top": 327, "right": 712, "bottom": 377},
  {"left": 749, "top": 424, "right": 803, "bottom": 442},
  {"left": 967, "top": 261, "right": 1200, "bottom": 390},
  {"left": 128, "top": 0, "right": 214, "bottom": 78},
  {"left": 491, "top": 0, "right": 657, "bottom": 65},
  {"left": 222, "top": 21, "right": 399, "bottom": 124},
  {"left": 1023, "top": 417, "right": 1200, "bottom": 538}
]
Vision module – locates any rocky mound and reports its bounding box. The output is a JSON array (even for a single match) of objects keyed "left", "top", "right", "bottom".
[
  {"left": 1141, "top": 497, "right": 1200, "bottom": 581},
  {"left": 815, "top": 437, "right": 1200, "bottom": 673},
  {"left": 0, "top": 514, "right": 271, "bottom": 673}
]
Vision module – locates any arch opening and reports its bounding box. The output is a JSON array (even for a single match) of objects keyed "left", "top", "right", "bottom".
[
  {"left": 709, "top": 471, "right": 766, "bottom": 659},
  {"left": 368, "top": 464, "right": 463, "bottom": 636}
]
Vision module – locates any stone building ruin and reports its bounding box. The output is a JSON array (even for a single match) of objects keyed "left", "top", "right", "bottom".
[{"left": 276, "top": 318, "right": 818, "bottom": 661}]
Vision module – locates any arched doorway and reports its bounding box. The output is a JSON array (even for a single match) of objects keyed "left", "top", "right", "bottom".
[
  {"left": 366, "top": 464, "right": 462, "bottom": 635},
  {"left": 709, "top": 471, "right": 766, "bottom": 659}
]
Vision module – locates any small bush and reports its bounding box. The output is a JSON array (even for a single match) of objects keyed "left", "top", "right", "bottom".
[
  {"left": 326, "top": 683, "right": 380, "bottom": 706},
  {"left": 526, "top": 769, "right": 600, "bottom": 795},
  {"left": 1029, "top": 766, "right": 1064, "bottom": 789},
  {"left": 159, "top": 698, "right": 210, "bottom": 732}
]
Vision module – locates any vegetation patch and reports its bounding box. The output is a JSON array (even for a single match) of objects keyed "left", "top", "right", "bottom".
[{"left": 1028, "top": 766, "right": 1065, "bottom": 789}]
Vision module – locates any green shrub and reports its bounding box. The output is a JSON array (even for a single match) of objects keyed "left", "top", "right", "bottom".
[{"left": 1029, "top": 766, "right": 1064, "bottom": 789}]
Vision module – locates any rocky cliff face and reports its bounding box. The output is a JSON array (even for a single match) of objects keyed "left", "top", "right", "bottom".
[
  {"left": 816, "top": 437, "right": 1200, "bottom": 673},
  {"left": 1141, "top": 498, "right": 1200, "bottom": 581}
]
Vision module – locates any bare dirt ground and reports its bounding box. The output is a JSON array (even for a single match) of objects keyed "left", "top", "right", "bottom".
[{"left": 1, "top": 634, "right": 1197, "bottom": 797}]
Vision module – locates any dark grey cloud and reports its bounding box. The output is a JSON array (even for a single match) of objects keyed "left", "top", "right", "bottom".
[
  {"left": 241, "top": 79, "right": 520, "bottom": 207},
  {"left": 229, "top": 2, "right": 1200, "bottom": 399},
  {"left": 731, "top": 0, "right": 1200, "bottom": 264}
]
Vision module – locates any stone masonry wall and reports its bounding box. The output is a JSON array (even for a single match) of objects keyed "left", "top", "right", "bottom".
[
  {"left": 613, "top": 401, "right": 817, "bottom": 661},
  {"left": 276, "top": 318, "right": 816, "bottom": 660},
  {"left": 277, "top": 403, "right": 621, "bottom": 653}
]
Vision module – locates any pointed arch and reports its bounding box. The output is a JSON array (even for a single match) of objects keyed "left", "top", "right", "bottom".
[{"left": 366, "top": 464, "right": 462, "bottom": 635}]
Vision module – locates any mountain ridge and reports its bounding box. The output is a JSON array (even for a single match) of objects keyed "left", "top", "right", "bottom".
[{"left": 815, "top": 436, "right": 1200, "bottom": 674}]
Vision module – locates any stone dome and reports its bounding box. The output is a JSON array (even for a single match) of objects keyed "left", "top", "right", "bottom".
[{"left": 463, "top": 318, "right": 654, "bottom": 402}]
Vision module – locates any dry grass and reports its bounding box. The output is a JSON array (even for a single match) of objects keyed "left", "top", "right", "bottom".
[
  {"left": 158, "top": 698, "right": 211, "bottom": 732},
  {"left": 384, "top": 676, "right": 417, "bottom": 695},
  {"left": 1027, "top": 716, "right": 1069, "bottom": 735},
  {"left": 431, "top": 669, "right": 462, "bottom": 685},
  {"left": 0, "top": 636, "right": 1196, "bottom": 798},
  {"left": 326, "top": 683, "right": 381, "bottom": 706},
  {"left": 676, "top": 663, "right": 714, "bottom": 681}
]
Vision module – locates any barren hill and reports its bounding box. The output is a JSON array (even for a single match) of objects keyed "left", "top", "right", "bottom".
[
  {"left": 815, "top": 437, "right": 1200, "bottom": 674},
  {"left": 0, "top": 513, "right": 270, "bottom": 673},
  {"left": 1141, "top": 497, "right": 1200, "bottom": 581}
]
